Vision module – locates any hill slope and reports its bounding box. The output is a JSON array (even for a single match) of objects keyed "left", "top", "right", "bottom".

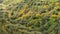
[{"left": 0, "top": 0, "right": 60, "bottom": 34}]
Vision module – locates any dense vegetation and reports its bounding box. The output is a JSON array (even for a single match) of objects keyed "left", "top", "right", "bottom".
[{"left": 0, "top": 0, "right": 60, "bottom": 34}]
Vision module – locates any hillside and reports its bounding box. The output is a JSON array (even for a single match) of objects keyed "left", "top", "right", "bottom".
[{"left": 0, "top": 0, "right": 60, "bottom": 34}]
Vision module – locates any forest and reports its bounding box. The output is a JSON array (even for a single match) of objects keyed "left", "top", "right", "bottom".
[{"left": 0, "top": 0, "right": 60, "bottom": 34}]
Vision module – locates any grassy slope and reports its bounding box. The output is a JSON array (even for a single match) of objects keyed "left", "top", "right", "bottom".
[{"left": 0, "top": 0, "right": 60, "bottom": 34}]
